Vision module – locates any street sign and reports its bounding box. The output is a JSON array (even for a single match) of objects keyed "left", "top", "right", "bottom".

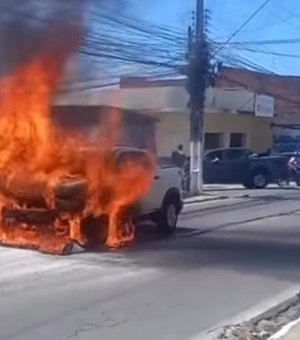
[{"left": 255, "top": 94, "right": 274, "bottom": 117}]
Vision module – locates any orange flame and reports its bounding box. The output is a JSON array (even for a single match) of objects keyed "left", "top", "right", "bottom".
[{"left": 0, "top": 51, "right": 156, "bottom": 254}]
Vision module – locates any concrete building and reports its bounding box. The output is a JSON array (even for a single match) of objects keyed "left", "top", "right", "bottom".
[
  {"left": 216, "top": 66, "right": 300, "bottom": 152},
  {"left": 56, "top": 81, "right": 274, "bottom": 157}
]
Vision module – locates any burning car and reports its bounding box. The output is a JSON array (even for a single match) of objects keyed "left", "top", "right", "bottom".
[
  {"left": 0, "top": 46, "right": 183, "bottom": 255},
  {"left": 0, "top": 145, "right": 183, "bottom": 254}
]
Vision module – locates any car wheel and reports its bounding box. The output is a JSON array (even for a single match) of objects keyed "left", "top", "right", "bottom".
[
  {"left": 251, "top": 171, "right": 268, "bottom": 189},
  {"left": 80, "top": 216, "right": 108, "bottom": 249},
  {"left": 278, "top": 177, "right": 289, "bottom": 187},
  {"left": 243, "top": 181, "right": 254, "bottom": 189},
  {"left": 158, "top": 196, "right": 179, "bottom": 233}
]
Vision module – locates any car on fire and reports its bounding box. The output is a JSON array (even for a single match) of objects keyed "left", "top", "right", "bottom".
[
  {"left": 106, "top": 147, "right": 183, "bottom": 233},
  {"left": 1, "top": 147, "right": 183, "bottom": 254}
]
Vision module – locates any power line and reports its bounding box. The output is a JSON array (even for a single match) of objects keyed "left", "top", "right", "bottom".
[
  {"left": 233, "top": 47, "right": 300, "bottom": 59},
  {"left": 217, "top": 47, "right": 276, "bottom": 74},
  {"left": 213, "top": 0, "right": 271, "bottom": 56},
  {"left": 0, "top": 3, "right": 187, "bottom": 91},
  {"left": 276, "top": 3, "right": 300, "bottom": 26},
  {"left": 215, "top": 38, "right": 300, "bottom": 46},
  {"left": 219, "top": 72, "right": 300, "bottom": 109}
]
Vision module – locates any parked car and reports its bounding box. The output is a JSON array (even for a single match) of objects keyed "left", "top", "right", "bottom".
[{"left": 203, "top": 147, "right": 287, "bottom": 189}]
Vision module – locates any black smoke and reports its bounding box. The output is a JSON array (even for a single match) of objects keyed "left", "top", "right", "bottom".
[{"left": 0, "top": 0, "right": 87, "bottom": 76}]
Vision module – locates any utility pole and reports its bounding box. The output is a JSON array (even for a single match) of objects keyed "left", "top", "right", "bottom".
[{"left": 187, "top": 0, "right": 208, "bottom": 195}]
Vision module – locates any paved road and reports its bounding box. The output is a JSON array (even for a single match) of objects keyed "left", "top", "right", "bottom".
[{"left": 1, "top": 188, "right": 300, "bottom": 340}]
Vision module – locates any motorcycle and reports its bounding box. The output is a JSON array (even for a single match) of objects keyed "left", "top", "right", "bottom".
[{"left": 278, "top": 157, "right": 300, "bottom": 187}]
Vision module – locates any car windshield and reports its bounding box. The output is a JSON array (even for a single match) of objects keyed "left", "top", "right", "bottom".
[
  {"left": 224, "top": 149, "right": 248, "bottom": 160},
  {"left": 204, "top": 150, "right": 223, "bottom": 161}
]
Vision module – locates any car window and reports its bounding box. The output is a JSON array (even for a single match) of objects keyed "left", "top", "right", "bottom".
[
  {"left": 116, "top": 150, "right": 153, "bottom": 170},
  {"left": 224, "top": 149, "right": 248, "bottom": 160},
  {"left": 204, "top": 150, "right": 223, "bottom": 162},
  {"left": 117, "top": 151, "right": 145, "bottom": 164},
  {"left": 158, "top": 157, "right": 176, "bottom": 168}
]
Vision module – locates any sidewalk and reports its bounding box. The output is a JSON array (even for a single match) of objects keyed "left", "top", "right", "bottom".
[
  {"left": 183, "top": 184, "right": 249, "bottom": 205},
  {"left": 182, "top": 193, "right": 249, "bottom": 215},
  {"left": 182, "top": 184, "right": 300, "bottom": 213},
  {"left": 183, "top": 183, "right": 299, "bottom": 205},
  {"left": 182, "top": 185, "right": 254, "bottom": 214}
]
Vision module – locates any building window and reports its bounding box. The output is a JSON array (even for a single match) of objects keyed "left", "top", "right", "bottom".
[
  {"left": 230, "top": 133, "right": 246, "bottom": 147},
  {"left": 204, "top": 133, "right": 223, "bottom": 150}
]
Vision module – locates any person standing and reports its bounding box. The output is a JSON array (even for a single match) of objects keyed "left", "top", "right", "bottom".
[
  {"left": 171, "top": 144, "right": 186, "bottom": 168},
  {"left": 171, "top": 145, "right": 188, "bottom": 191}
]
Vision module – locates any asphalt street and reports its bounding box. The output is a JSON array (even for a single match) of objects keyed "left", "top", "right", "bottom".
[{"left": 1, "top": 187, "right": 300, "bottom": 340}]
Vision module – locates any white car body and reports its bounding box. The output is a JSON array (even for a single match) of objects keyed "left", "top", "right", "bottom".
[
  {"left": 113, "top": 147, "right": 183, "bottom": 221},
  {"left": 140, "top": 164, "right": 183, "bottom": 213}
]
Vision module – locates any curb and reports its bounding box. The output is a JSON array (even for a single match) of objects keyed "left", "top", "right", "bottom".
[
  {"left": 181, "top": 196, "right": 229, "bottom": 215},
  {"left": 188, "top": 287, "right": 300, "bottom": 340},
  {"left": 181, "top": 196, "right": 252, "bottom": 215},
  {"left": 269, "top": 318, "right": 300, "bottom": 339},
  {"left": 184, "top": 195, "right": 229, "bottom": 205}
]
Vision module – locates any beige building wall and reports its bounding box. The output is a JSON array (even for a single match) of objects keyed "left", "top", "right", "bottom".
[
  {"left": 204, "top": 113, "right": 272, "bottom": 152},
  {"left": 56, "top": 86, "right": 273, "bottom": 156},
  {"left": 142, "top": 112, "right": 190, "bottom": 156},
  {"left": 149, "top": 111, "right": 272, "bottom": 157}
]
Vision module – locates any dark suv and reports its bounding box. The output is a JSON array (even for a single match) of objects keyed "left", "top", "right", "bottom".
[{"left": 203, "top": 148, "right": 287, "bottom": 188}]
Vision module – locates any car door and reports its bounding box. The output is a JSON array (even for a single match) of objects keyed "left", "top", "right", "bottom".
[
  {"left": 221, "top": 149, "right": 250, "bottom": 183},
  {"left": 203, "top": 150, "right": 227, "bottom": 183},
  {"left": 143, "top": 166, "right": 168, "bottom": 213},
  {"left": 115, "top": 149, "right": 163, "bottom": 213}
]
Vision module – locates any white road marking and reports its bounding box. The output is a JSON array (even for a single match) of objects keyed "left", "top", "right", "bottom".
[{"left": 269, "top": 317, "right": 300, "bottom": 339}]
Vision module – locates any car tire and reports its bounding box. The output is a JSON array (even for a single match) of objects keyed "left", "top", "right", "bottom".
[
  {"left": 278, "top": 177, "right": 289, "bottom": 187},
  {"left": 80, "top": 216, "right": 108, "bottom": 249},
  {"left": 243, "top": 181, "right": 254, "bottom": 189},
  {"left": 157, "top": 195, "right": 180, "bottom": 234},
  {"left": 250, "top": 170, "right": 269, "bottom": 189}
]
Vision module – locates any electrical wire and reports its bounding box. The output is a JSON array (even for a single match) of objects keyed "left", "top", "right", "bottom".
[
  {"left": 219, "top": 72, "right": 300, "bottom": 110},
  {"left": 215, "top": 38, "right": 300, "bottom": 46},
  {"left": 230, "top": 47, "right": 300, "bottom": 59},
  {"left": 0, "top": 2, "right": 187, "bottom": 91},
  {"left": 213, "top": 0, "right": 272, "bottom": 56}
]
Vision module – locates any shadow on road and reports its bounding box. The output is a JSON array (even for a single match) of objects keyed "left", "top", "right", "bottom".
[
  {"left": 76, "top": 191, "right": 300, "bottom": 285},
  {"left": 117, "top": 210, "right": 300, "bottom": 284}
]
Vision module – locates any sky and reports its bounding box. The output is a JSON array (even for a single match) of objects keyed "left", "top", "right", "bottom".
[{"left": 130, "top": 0, "right": 300, "bottom": 76}]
